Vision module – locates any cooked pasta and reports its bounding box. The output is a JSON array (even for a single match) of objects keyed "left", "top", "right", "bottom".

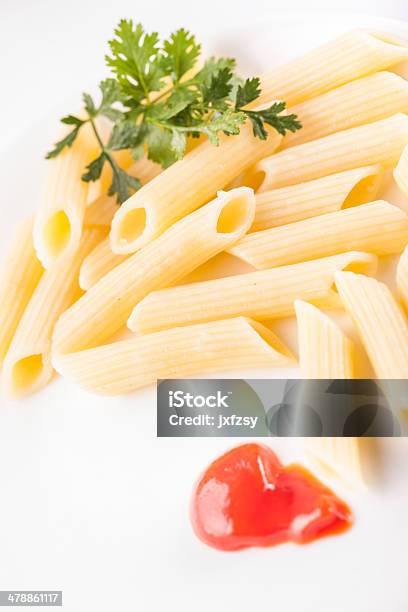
[
  {"left": 283, "top": 72, "right": 408, "bottom": 148},
  {"left": 84, "top": 156, "right": 162, "bottom": 228},
  {"left": 129, "top": 252, "right": 377, "bottom": 333},
  {"left": 251, "top": 165, "right": 382, "bottom": 232},
  {"left": 255, "top": 30, "right": 408, "bottom": 107},
  {"left": 33, "top": 122, "right": 100, "bottom": 268},
  {"left": 246, "top": 114, "right": 408, "bottom": 192},
  {"left": 0, "top": 218, "right": 43, "bottom": 366},
  {"left": 295, "top": 300, "right": 354, "bottom": 378},
  {"left": 2, "top": 229, "right": 104, "bottom": 398},
  {"left": 393, "top": 143, "right": 408, "bottom": 199},
  {"left": 53, "top": 317, "right": 295, "bottom": 395},
  {"left": 79, "top": 237, "right": 127, "bottom": 290},
  {"left": 335, "top": 271, "right": 408, "bottom": 378},
  {"left": 296, "top": 301, "right": 365, "bottom": 487},
  {"left": 229, "top": 200, "right": 408, "bottom": 269},
  {"left": 109, "top": 123, "right": 282, "bottom": 254},
  {"left": 52, "top": 187, "right": 255, "bottom": 354},
  {"left": 397, "top": 245, "right": 408, "bottom": 312}
]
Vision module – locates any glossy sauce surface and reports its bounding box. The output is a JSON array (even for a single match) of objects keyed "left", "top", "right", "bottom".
[{"left": 191, "top": 443, "right": 353, "bottom": 551}]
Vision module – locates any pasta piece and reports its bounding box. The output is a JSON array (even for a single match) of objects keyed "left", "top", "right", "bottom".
[
  {"left": 53, "top": 317, "right": 295, "bottom": 395},
  {"left": 229, "top": 201, "right": 408, "bottom": 269},
  {"left": 393, "top": 143, "right": 408, "bottom": 198},
  {"left": 79, "top": 238, "right": 127, "bottom": 290},
  {"left": 396, "top": 245, "right": 408, "bottom": 312},
  {"left": 2, "top": 229, "right": 104, "bottom": 398},
  {"left": 0, "top": 218, "right": 43, "bottom": 366},
  {"left": 283, "top": 72, "right": 408, "bottom": 148},
  {"left": 246, "top": 114, "right": 408, "bottom": 192},
  {"left": 110, "top": 123, "right": 282, "bottom": 254},
  {"left": 84, "top": 156, "right": 162, "bottom": 227},
  {"left": 296, "top": 301, "right": 365, "bottom": 488},
  {"left": 295, "top": 300, "right": 354, "bottom": 378},
  {"left": 252, "top": 165, "right": 382, "bottom": 232},
  {"left": 255, "top": 30, "right": 408, "bottom": 107},
  {"left": 129, "top": 252, "right": 377, "bottom": 333},
  {"left": 33, "top": 122, "right": 100, "bottom": 267},
  {"left": 335, "top": 271, "right": 408, "bottom": 378},
  {"left": 305, "top": 437, "right": 365, "bottom": 489},
  {"left": 52, "top": 187, "right": 255, "bottom": 354}
]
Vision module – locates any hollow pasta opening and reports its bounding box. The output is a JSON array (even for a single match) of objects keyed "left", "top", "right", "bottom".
[
  {"left": 248, "top": 319, "right": 294, "bottom": 360},
  {"left": 343, "top": 175, "right": 379, "bottom": 208},
  {"left": 43, "top": 210, "right": 71, "bottom": 258},
  {"left": 216, "top": 195, "right": 251, "bottom": 234},
  {"left": 241, "top": 168, "right": 266, "bottom": 191},
  {"left": 11, "top": 354, "right": 44, "bottom": 393},
  {"left": 371, "top": 31, "right": 408, "bottom": 49},
  {"left": 117, "top": 207, "right": 147, "bottom": 245}
]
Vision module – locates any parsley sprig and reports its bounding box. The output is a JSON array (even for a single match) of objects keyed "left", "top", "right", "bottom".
[{"left": 46, "top": 20, "right": 301, "bottom": 203}]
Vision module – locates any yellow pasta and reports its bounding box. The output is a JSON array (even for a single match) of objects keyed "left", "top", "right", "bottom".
[
  {"left": 295, "top": 300, "right": 354, "bottom": 378},
  {"left": 283, "top": 72, "right": 408, "bottom": 148},
  {"left": 296, "top": 301, "right": 365, "bottom": 488},
  {"left": 246, "top": 114, "right": 408, "bottom": 192},
  {"left": 79, "top": 238, "right": 127, "bottom": 290},
  {"left": 396, "top": 245, "right": 408, "bottom": 312},
  {"left": 251, "top": 165, "right": 382, "bottom": 232},
  {"left": 2, "top": 229, "right": 104, "bottom": 398},
  {"left": 53, "top": 317, "right": 295, "bottom": 395},
  {"left": 33, "top": 122, "right": 100, "bottom": 268},
  {"left": 229, "top": 200, "right": 408, "bottom": 269},
  {"left": 0, "top": 218, "right": 43, "bottom": 366},
  {"left": 84, "top": 156, "right": 162, "bottom": 228},
  {"left": 335, "top": 271, "right": 408, "bottom": 378},
  {"left": 52, "top": 187, "right": 255, "bottom": 354},
  {"left": 393, "top": 143, "right": 408, "bottom": 198},
  {"left": 129, "top": 252, "right": 377, "bottom": 333},
  {"left": 109, "top": 123, "right": 282, "bottom": 254},
  {"left": 255, "top": 30, "right": 408, "bottom": 107}
]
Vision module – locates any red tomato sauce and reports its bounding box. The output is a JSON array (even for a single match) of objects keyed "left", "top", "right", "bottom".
[{"left": 191, "top": 443, "right": 353, "bottom": 551}]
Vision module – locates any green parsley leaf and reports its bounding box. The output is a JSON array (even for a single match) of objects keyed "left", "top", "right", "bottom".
[
  {"left": 147, "top": 125, "right": 182, "bottom": 167},
  {"left": 108, "top": 120, "right": 144, "bottom": 151},
  {"left": 45, "top": 116, "right": 85, "bottom": 159},
  {"left": 83, "top": 92, "right": 97, "bottom": 117},
  {"left": 98, "top": 78, "right": 124, "bottom": 121},
  {"left": 108, "top": 161, "right": 141, "bottom": 203},
  {"left": 82, "top": 153, "right": 107, "bottom": 182},
  {"left": 235, "top": 77, "right": 261, "bottom": 109},
  {"left": 162, "top": 29, "right": 201, "bottom": 82},
  {"left": 201, "top": 109, "right": 246, "bottom": 144},
  {"left": 246, "top": 101, "right": 302, "bottom": 137},
  {"left": 106, "top": 20, "right": 165, "bottom": 102}
]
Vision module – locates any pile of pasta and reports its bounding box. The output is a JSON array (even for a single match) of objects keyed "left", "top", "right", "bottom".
[{"left": 1, "top": 29, "right": 408, "bottom": 483}]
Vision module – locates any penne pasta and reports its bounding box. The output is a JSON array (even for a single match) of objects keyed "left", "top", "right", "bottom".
[
  {"left": 129, "top": 252, "right": 377, "bottom": 333},
  {"left": 52, "top": 187, "right": 255, "bottom": 354},
  {"left": 53, "top": 317, "right": 295, "bottom": 395},
  {"left": 296, "top": 301, "right": 365, "bottom": 488},
  {"left": 0, "top": 218, "right": 43, "bottom": 366},
  {"left": 2, "top": 229, "right": 105, "bottom": 398},
  {"left": 283, "top": 72, "right": 408, "bottom": 148},
  {"left": 79, "top": 237, "right": 127, "bottom": 290},
  {"left": 295, "top": 300, "right": 354, "bottom": 378},
  {"left": 109, "top": 123, "right": 282, "bottom": 255},
  {"left": 229, "top": 200, "right": 408, "bottom": 269},
  {"left": 396, "top": 245, "right": 408, "bottom": 312},
  {"left": 335, "top": 271, "right": 408, "bottom": 378},
  {"left": 393, "top": 142, "right": 408, "bottom": 199},
  {"left": 33, "top": 122, "right": 100, "bottom": 268},
  {"left": 246, "top": 114, "right": 408, "bottom": 192},
  {"left": 251, "top": 165, "right": 382, "bottom": 232},
  {"left": 255, "top": 30, "right": 408, "bottom": 107},
  {"left": 84, "top": 156, "right": 162, "bottom": 228}
]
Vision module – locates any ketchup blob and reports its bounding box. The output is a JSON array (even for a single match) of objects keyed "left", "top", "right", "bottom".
[{"left": 191, "top": 443, "right": 353, "bottom": 551}]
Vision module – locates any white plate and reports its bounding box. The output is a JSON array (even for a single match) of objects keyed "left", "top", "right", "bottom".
[{"left": 0, "top": 12, "right": 408, "bottom": 612}]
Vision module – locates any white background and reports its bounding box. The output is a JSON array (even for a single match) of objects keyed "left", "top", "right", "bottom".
[{"left": 1, "top": 2, "right": 408, "bottom": 612}]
